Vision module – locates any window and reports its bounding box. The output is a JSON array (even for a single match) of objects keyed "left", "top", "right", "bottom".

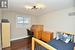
[
  {"left": 17, "top": 17, "right": 24, "bottom": 23},
  {"left": 16, "top": 16, "right": 30, "bottom": 27}
]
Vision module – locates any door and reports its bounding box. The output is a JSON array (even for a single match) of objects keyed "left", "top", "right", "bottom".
[{"left": 2, "top": 23, "right": 10, "bottom": 48}]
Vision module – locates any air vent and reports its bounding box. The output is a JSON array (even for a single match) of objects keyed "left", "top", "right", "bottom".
[{"left": 69, "top": 12, "right": 75, "bottom": 16}]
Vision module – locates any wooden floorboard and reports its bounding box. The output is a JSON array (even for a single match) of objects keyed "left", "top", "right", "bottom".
[{"left": 2, "top": 38, "right": 32, "bottom": 50}]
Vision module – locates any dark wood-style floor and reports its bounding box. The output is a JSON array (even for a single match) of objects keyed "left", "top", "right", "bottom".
[{"left": 2, "top": 38, "right": 32, "bottom": 50}]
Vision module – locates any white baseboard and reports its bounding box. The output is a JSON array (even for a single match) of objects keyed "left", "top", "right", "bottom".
[{"left": 11, "top": 36, "right": 29, "bottom": 41}]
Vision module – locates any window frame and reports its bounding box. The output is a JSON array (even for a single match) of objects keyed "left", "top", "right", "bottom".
[{"left": 16, "top": 16, "right": 30, "bottom": 27}]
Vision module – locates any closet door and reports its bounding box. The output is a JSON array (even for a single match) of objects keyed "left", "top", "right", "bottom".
[{"left": 2, "top": 23, "right": 10, "bottom": 48}]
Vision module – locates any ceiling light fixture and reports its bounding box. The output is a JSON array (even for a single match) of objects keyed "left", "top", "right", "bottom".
[{"left": 25, "top": 4, "right": 45, "bottom": 10}]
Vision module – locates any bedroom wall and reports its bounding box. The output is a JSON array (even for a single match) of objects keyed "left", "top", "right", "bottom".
[
  {"left": 0, "top": 9, "right": 2, "bottom": 50},
  {"left": 37, "top": 7, "right": 75, "bottom": 38},
  {"left": 1, "top": 11, "right": 37, "bottom": 41},
  {"left": 0, "top": 9, "right": 2, "bottom": 23}
]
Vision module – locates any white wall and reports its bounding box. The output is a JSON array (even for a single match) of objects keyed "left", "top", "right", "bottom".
[
  {"left": 37, "top": 7, "right": 75, "bottom": 37},
  {"left": 0, "top": 9, "right": 2, "bottom": 23},
  {"left": 2, "top": 11, "right": 37, "bottom": 41},
  {"left": 0, "top": 9, "right": 2, "bottom": 50}
]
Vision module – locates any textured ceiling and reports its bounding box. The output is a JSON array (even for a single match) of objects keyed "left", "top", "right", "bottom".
[{"left": 1, "top": 0, "right": 74, "bottom": 16}]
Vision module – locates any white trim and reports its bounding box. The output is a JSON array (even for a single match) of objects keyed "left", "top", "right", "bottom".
[{"left": 10, "top": 36, "right": 29, "bottom": 41}]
